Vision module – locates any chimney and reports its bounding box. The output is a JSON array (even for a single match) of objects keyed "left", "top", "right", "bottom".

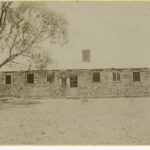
[{"left": 82, "top": 49, "right": 91, "bottom": 62}]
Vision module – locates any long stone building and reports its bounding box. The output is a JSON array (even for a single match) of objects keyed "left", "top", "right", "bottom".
[{"left": 0, "top": 50, "right": 150, "bottom": 98}]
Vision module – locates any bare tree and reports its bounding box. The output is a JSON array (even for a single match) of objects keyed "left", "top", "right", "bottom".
[
  {"left": 0, "top": 2, "right": 68, "bottom": 69},
  {"left": 0, "top": 2, "right": 12, "bottom": 35}
]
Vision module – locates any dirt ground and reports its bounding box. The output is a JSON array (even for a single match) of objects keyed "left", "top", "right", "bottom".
[{"left": 0, "top": 97, "right": 150, "bottom": 145}]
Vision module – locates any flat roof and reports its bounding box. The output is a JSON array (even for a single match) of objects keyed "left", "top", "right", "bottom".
[{"left": 0, "top": 62, "right": 149, "bottom": 72}]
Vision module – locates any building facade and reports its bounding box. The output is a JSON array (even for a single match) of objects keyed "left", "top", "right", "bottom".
[
  {"left": 0, "top": 50, "right": 150, "bottom": 98},
  {"left": 0, "top": 67, "right": 150, "bottom": 98}
]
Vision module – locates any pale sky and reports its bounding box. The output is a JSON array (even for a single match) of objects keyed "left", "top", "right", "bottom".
[{"left": 44, "top": 2, "right": 150, "bottom": 67}]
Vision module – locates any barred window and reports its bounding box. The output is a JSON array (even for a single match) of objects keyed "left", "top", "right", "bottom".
[
  {"left": 5, "top": 75, "right": 11, "bottom": 84},
  {"left": 70, "top": 75, "right": 78, "bottom": 88},
  {"left": 61, "top": 77, "right": 67, "bottom": 87},
  {"left": 27, "top": 73, "right": 34, "bottom": 84},
  {"left": 47, "top": 72, "right": 55, "bottom": 83},
  {"left": 133, "top": 72, "right": 140, "bottom": 81},
  {"left": 93, "top": 72, "right": 100, "bottom": 82},
  {"left": 113, "top": 72, "right": 120, "bottom": 81}
]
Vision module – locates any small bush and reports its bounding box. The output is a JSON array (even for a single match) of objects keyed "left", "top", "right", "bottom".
[
  {"left": 81, "top": 98, "right": 89, "bottom": 103},
  {"left": 12, "top": 98, "right": 41, "bottom": 105},
  {"left": 15, "top": 101, "right": 40, "bottom": 105}
]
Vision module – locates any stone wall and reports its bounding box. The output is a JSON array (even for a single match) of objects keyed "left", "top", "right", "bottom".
[
  {"left": 77, "top": 68, "right": 150, "bottom": 97},
  {"left": 0, "top": 68, "right": 150, "bottom": 98}
]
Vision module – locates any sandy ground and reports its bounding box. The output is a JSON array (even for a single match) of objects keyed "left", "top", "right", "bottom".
[{"left": 0, "top": 97, "right": 150, "bottom": 145}]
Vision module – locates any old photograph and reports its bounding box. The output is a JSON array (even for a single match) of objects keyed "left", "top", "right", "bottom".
[{"left": 0, "top": 1, "right": 150, "bottom": 145}]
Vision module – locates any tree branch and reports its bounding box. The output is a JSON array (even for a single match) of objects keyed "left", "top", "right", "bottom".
[
  {"left": 0, "top": 53, "right": 20, "bottom": 68},
  {"left": 11, "top": 60, "right": 26, "bottom": 66},
  {"left": 9, "top": 26, "right": 19, "bottom": 56}
]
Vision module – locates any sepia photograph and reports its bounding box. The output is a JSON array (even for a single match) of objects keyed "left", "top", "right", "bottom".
[{"left": 0, "top": 1, "right": 150, "bottom": 146}]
